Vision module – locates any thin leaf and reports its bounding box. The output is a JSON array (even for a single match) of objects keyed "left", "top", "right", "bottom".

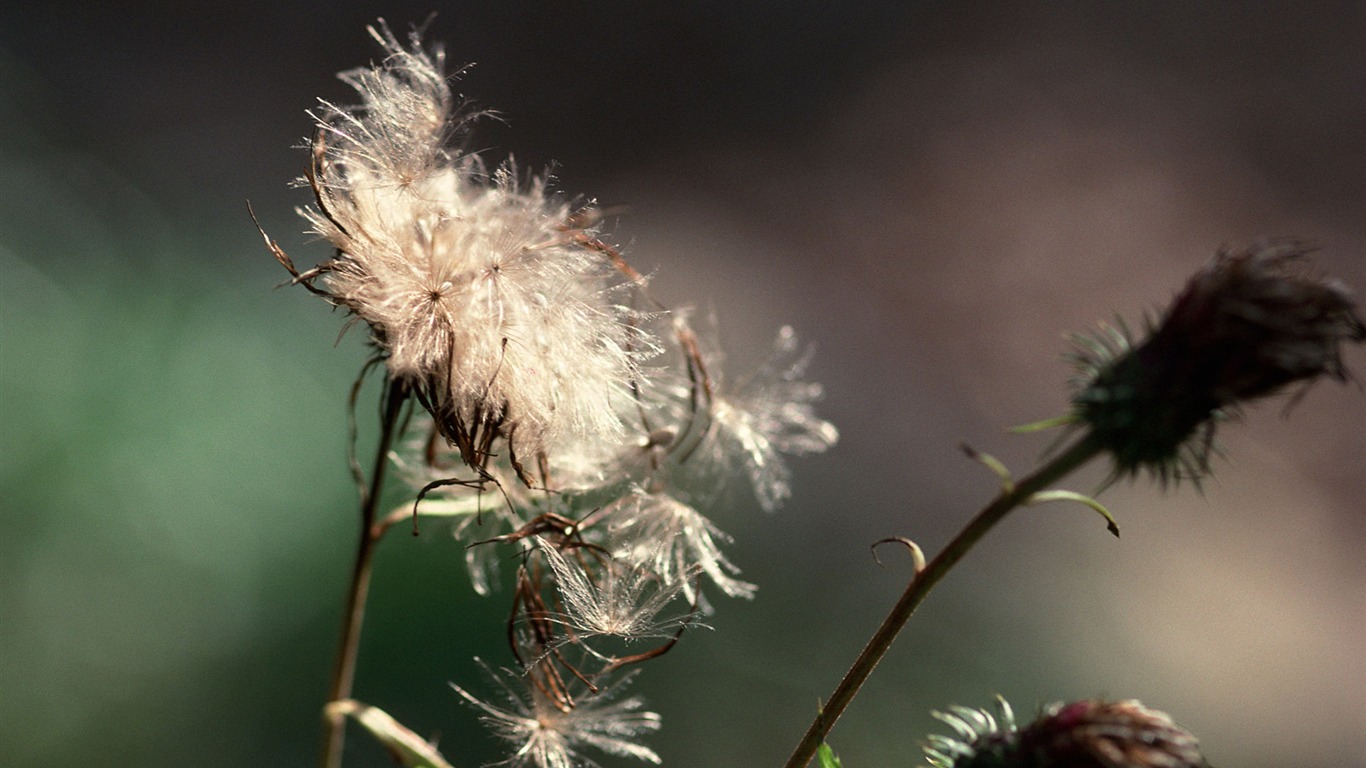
[
  {"left": 326, "top": 699, "right": 456, "bottom": 768},
  {"left": 1026, "top": 489, "right": 1121, "bottom": 537},
  {"left": 405, "top": 495, "right": 486, "bottom": 518},
  {"left": 961, "top": 443, "right": 1014, "bottom": 494},
  {"left": 1008, "top": 413, "right": 1078, "bottom": 433}
]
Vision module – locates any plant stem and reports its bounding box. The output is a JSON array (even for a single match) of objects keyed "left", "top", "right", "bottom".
[
  {"left": 781, "top": 434, "right": 1103, "bottom": 768},
  {"left": 320, "top": 381, "right": 408, "bottom": 768}
]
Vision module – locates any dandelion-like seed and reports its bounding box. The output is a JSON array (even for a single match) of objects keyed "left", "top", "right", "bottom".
[
  {"left": 273, "top": 22, "right": 651, "bottom": 473},
  {"left": 1071, "top": 240, "right": 1364, "bottom": 483},
  {"left": 605, "top": 489, "right": 757, "bottom": 602},
  {"left": 539, "top": 539, "right": 696, "bottom": 643},
  {"left": 711, "top": 326, "right": 840, "bottom": 510},
  {"left": 673, "top": 319, "right": 839, "bottom": 511},
  {"left": 452, "top": 663, "right": 662, "bottom": 768}
]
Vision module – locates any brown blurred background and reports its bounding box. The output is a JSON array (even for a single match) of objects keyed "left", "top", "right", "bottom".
[{"left": 2, "top": 3, "right": 1363, "bottom": 767}]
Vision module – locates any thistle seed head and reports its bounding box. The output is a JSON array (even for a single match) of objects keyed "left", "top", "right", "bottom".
[{"left": 284, "top": 22, "right": 653, "bottom": 471}]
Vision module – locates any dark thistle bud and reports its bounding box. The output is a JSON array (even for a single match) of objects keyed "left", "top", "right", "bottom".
[
  {"left": 1071, "top": 240, "right": 1365, "bottom": 484},
  {"left": 1017, "top": 699, "right": 1205, "bottom": 768},
  {"left": 925, "top": 698, "right": 1207, "bottom": 768}
]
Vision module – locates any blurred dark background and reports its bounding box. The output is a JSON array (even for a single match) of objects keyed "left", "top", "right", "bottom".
[{"left": 2, "top": 3, "right": 1363, "bottom": 767}]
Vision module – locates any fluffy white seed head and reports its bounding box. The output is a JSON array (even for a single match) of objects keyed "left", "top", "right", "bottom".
[{"left": 301, "top": 23, "right": 651, "bottom": 465}]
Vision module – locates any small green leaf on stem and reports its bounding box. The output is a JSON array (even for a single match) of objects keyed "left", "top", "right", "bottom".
[
  {"left": 817, "top": 741, "right": 843, "bottom": 768},
  {"left": 326, "top": 699, "right": 456, "bottom": 768}
]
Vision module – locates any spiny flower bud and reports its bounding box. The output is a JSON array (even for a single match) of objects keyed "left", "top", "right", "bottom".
[
  {"left": 1017, "top": 700, "right": 1205, "bottom": 768},
  {"left": 1071, "top": 240, "right": 1364, "bottom": 483},
  {"left": 925, "top": 698, "right": 1207, "bottom": 768}
]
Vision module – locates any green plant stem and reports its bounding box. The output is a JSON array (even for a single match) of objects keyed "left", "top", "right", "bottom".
[
  {"left": 782, "top": 434, "right": 1103, "bottom": 768},
  {"left": 320, "top": 382, "right": 408, "bottom": 768}
]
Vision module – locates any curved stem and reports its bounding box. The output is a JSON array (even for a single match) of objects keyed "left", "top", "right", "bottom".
[
  {"left": 320, "top": 381, "right": 408, "bottom": 768},
  {"left": 782, "top": 435, "right": 1103, "bottom": 768}
]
